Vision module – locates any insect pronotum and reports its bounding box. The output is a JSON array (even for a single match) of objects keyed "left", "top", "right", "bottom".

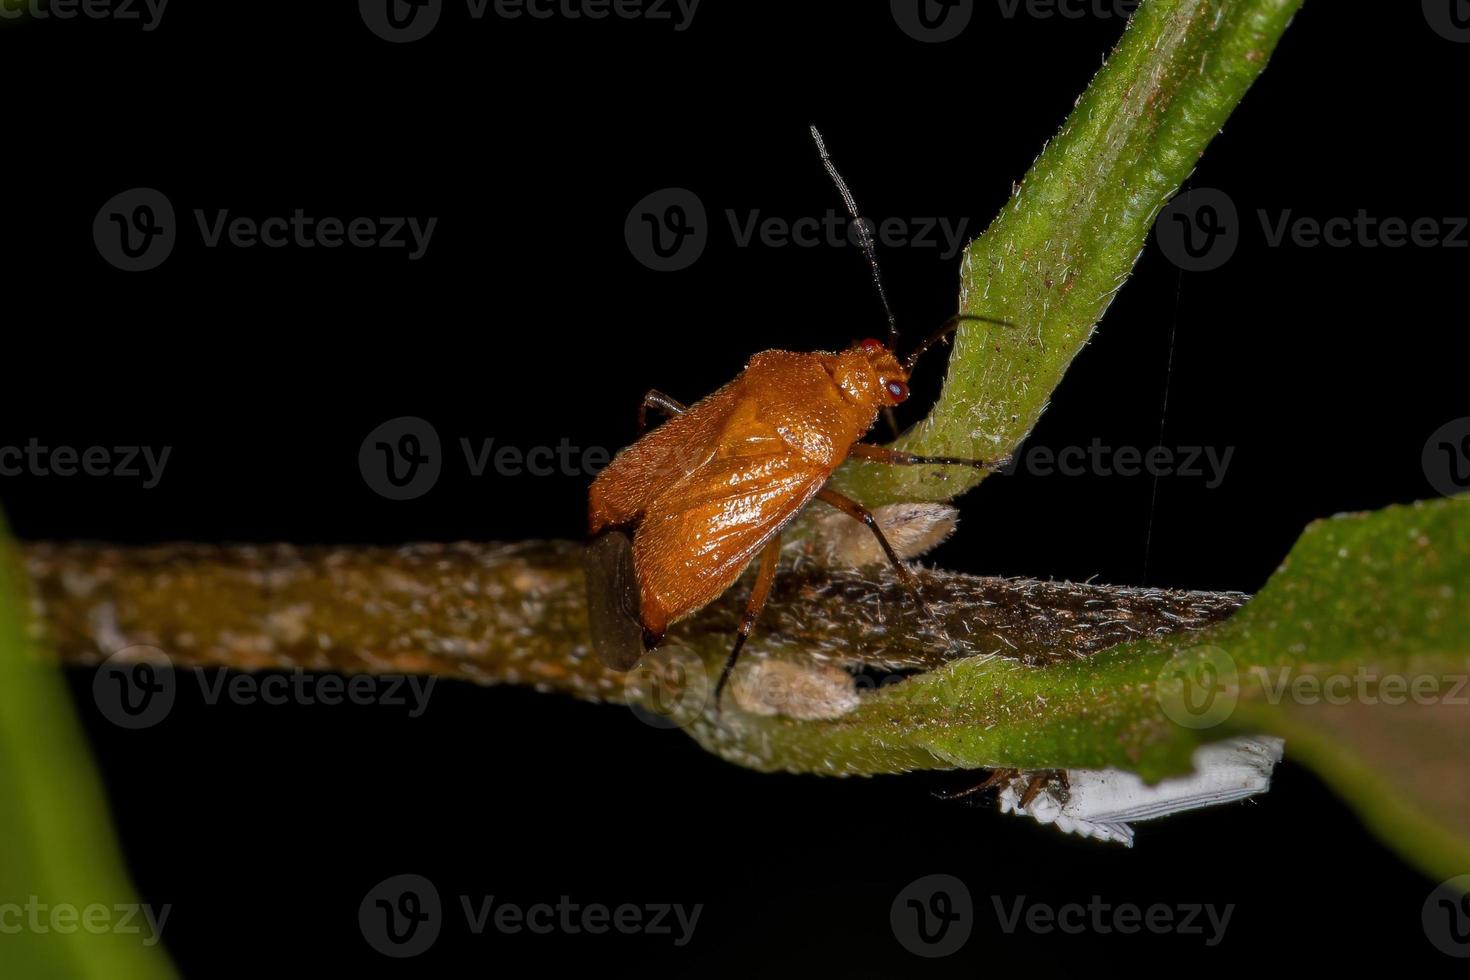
[{"left": 587, "top": 126, "right": 1011, "bottom": 711}]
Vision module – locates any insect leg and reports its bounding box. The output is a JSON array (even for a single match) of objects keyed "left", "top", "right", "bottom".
[
  {"left": 849, "top": 442, "right": 1009, "bottom": 471},
  {"left": 932, "top": 768, "right": 1019, "bottom": 801},
  {"left": 713, "top": 533, "right": 783, "bottom": 713},
  {"left": 638, "top": 389, "right": 687, "bottom": 434},
  {"left": 814, "top": 488, "right": 929, "bottom": 608}
]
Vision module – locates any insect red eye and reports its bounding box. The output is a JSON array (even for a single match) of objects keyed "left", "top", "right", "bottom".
[
  {"left": 886, "top": 380, "right": 909, "bottom": 401},
  {"left": 861, "top": 338, "right": 884, "bottom": 353}
]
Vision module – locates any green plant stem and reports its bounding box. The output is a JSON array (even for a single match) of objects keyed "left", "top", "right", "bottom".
[{"left": 835, "top": 0, "right": 1304, "bottom": 506}]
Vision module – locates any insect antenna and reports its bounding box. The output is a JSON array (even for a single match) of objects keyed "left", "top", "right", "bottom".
[
  {"left": 904, "top": 313, "right": 1020, "bottom": 372},
  {"left": 810, "top": 124, "right": 900, "bottom": 350}
]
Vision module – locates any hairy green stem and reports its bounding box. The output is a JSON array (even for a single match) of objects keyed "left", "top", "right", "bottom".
[{"left": 836, "top": 0, "right": 1304, "bottom": 505}]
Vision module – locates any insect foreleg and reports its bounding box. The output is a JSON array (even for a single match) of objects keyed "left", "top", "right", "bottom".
[
  {"left": 849, "top": 443, "right": 1009, "bottom": 471},
  {"left": 637, "top": 389, "right": 688, "bottom": 434},
  {"left": 713, "top": 533, "right": 783, "bottom": 713},
  {"left": 814, "top": 488, "right": 931, "bottom": 612}
]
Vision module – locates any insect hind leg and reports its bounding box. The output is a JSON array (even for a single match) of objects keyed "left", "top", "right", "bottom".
[
  {"left": 713, "top": 532, "right": 782, "bottom": 714},
  {"left": 638, "top": 390, "right": 687, "bottom": 434}
]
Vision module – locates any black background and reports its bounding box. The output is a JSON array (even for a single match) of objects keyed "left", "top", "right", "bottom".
[{"left": 3, "top": 0, "right": 1468, "bottom": 974}]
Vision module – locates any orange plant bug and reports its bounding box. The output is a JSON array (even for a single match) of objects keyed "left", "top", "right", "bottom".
[{"left": 587, "top": 126, "right": 1011, "bottom": 710}]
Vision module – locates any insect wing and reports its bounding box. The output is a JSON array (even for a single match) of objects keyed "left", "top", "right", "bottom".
[
  {"left": 633, "top": 427, "right": 829, "bottom": 635},
  {"left": 588, "top": 381, "right": 743, "bottom": 535},
  {"left": 582, "top": 529, "right": 648, "bottom": 671}
]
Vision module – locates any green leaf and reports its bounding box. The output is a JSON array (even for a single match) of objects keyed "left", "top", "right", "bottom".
[
  {"left": 835, "top": 0, "right": 1305, "bottom": 505},
  {"left": 692, "top": 496, "right": 1470, "bottom": 882},
  {"left": 0, "top": 521, "right": 177, "bottom": 979}
]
